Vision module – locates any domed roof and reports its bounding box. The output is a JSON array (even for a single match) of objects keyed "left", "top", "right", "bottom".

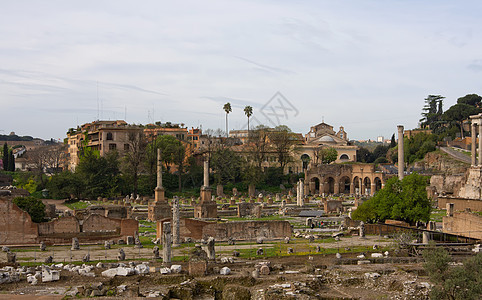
[{"left": 319, "top": 135, "right": 336, "bottom": 143}]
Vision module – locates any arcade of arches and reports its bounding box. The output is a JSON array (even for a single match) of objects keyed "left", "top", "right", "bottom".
[{"left": 305, "top": 164, "right": 386, "bottom": 196}]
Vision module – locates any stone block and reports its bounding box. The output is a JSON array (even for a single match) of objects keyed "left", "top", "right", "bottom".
[
  {"left": 188, "top": 261, "right": 207, "bottom": 276},
  {"left": 220, "top": 267, "right": 231, "bottom": 275}
]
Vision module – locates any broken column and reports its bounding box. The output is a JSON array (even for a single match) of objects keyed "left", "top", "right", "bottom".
[
  {"left": 148, "top": 148, "right": 171, "bottom": 221},
  {"left": 297, "top": 179, "right": 304, "bottom": 207},
  {"left": 397, "top": 125, "right": 404, "bottom": 180},
  {"left": 471, "top": 120, "right": 477, "bottom": 166},
  {"left": 194, "top": 158, "right": 217, "bottom": 218},
  {"left": 359, "top": 221, "right": 365, "bottom": 238},
  {"left": 162, "top": 222, "right": 172, "bottom": 266},
  {"left": 71, "top": 237, "right": 80, "bottom": 250},
  {"left": 172, "top": 196, "right": 181, "bottom": 247},
  {"left": 204, "top": 237, "right": 215, "bottom": 260}
]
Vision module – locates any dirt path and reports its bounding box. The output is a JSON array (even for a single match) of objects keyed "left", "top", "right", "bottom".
[{"left": 41, "top": 199, "right": 72, "bottom": 212}]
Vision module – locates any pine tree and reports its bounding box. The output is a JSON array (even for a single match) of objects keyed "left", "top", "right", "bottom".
[
  {"left": 2, "top": 143, "right": 8, "bottom": 171},
  {"left": 8, "top": 149, "right": 14, "bottom": 172},
  {"left": 390, "top": 134, "right": 396, "bottom": 148}
]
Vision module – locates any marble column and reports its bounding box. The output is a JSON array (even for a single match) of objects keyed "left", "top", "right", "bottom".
[
  {"left": 155, "top": 148, "right": 165, "bottom": 202},
  {"left": 398, "top": 125, "right": 404, "bottom": 180},
  {"left": 478, "top": 123, "right": 482, "bottom": 166},
  {"left": 472, "top": 122, "right": 477, "bottom": 166},
  {"left": 162, "top": 222, "right": 172, "bottom": 266},
  {"left": 203, "top": 160, "right": 209, "bottom": 188},
  {"left": 172, "top": 197, "right": 180, "bottom": 247}
]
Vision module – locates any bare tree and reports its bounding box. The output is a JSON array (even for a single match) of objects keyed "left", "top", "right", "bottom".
[
  {"left": 269, "top": 125, "right": 300, "bottom": 171},
  {"left": 123, "top": 130, "right": 147, "bottom": 196},
  {"left": 246, "top": 125, "right": 270, "bottom": 171}
]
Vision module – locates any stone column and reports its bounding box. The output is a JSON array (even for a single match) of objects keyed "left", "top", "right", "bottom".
[
  {"left": 203, "top": 160, "right": 209, "bottom": 188},
  {"left": 155, "top": 148, "right": 165, "bottom": 202},
  {"left": 397, "top": 125, "right": 404, "bottom": 180},
  {"left": 478, "top": 124, "right": 482, "bottom": 166},
  {"left": 172, "top": 197, "right": 180, "bottom": 247},
  {"left": 298, "top": 179, "right": 304, "bottom": 207},
  {"left": 162, "top": 222, "right": 172, "bottom": 266},
  {"left": 370, "top": 183, "right": 376, "bottom": 195},
  {"left": 334, "top": 182, "right": 340, "bottom": 194},
  {"left": 349, "top": 182, "right": 354, "bottom": 195},
  {"left": 472, "top": 122, "right": 477, "bottom": 166}
]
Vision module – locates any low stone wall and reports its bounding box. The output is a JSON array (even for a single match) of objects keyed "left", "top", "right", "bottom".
[
  {"left": 157, "top": 219, "right": 292, "bottom": 241},
  {"left": 437, "top": 197, "right": 482, "bottom": 212},
  {"left": 443, "top": 212, "right": 482, "bottom": 240},
  {"left": 201, "top": 220, "right": 292, "bottom": 241}
]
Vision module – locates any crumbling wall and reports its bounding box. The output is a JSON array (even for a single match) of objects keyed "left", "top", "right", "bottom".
[
  {"left": 0, "top": 197, "right": 38, "bottom": 244},
  {"left": 443, "top": 212, "right": 482, "bottom": 240},
  {"left": 430, "top": 174, "right": 464, "bottom": 196},
  {"left": 437, "top": 197, "right": 482, "bottom": 211},
  {"left": 83, "top": 214, "right": 119, "bottom": 233},
  {"left": 38, "top": 216, "right": 80, "bottom": 235},
  {"left": 0, "top": 197, "right": 138, "bottom": 245},
  {"left": 157, "top": 218, "right": 210, "bottom": 240}
]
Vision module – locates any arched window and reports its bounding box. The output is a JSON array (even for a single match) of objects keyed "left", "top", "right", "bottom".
[
  {"left": 340, "top": 154, "right": 349, "bottom": 160},
  {"left": 106, "top": 132, "right": 113, "bottom": 140}
]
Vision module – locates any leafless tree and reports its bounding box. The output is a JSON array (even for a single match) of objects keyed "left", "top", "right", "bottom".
[{"left": 122, "top": 130, "right": 147, "bottom": 196}]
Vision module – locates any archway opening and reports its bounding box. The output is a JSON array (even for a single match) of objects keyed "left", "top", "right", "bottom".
[
  {"left": 374, "top": 177, "right": 382, "bottom": 192},
  {"left": 324, "top": 177, "right": 335, "bottom": 194},
  {"left": 353, "top": 176, "right": 360, "bottom": 195},
  {"left": 340, "top": 176, "right": 351, "bottom": 194},
  {"left": 301, "top": 154, "right": 311, "bottom": 171},
  {"left": 363, "top": 177, "right": 371, "bottom": 195}
]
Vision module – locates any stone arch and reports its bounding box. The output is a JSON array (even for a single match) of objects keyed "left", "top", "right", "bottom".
[
  {"left": 363, "top": 177, "right": 371, "bottom": 195},
  {"left": 339, "top": 154, "right": 349, "bottom": 160},
  {"left": 301, "top": 154, "right": 311, "bottom": 170},
  {"left": 324, "top": 176, "right": 335, "bottom": 194},
  {"left": 353, "top": 176, "right": 360, "bottom": 194},
  {"left": 374, "top": 177, "right": 383, "bottom": 192},
  {"left": 309, "top": 177, "right": 321, "bottom": 194},
  {"left": 339, "top": 176, "right": 351, "bottom": 194}
]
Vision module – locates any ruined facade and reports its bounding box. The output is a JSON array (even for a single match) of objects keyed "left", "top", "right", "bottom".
[{"left": 305, "top": 163, "right": 387, "bottom": 196}]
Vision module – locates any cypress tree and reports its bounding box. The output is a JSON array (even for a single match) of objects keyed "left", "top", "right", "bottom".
[
  {"left": 2, "top": 143, "right": 8, "bottom": 171},
  {"left": 8, "top": 149, "right": 14, "bottom": 172},
  {"left": 390, "top": 134, "right": 396, "bottom": 148}
]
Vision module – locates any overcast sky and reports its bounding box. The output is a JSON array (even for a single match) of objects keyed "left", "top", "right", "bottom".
[{"left": 1, "top": 0, "right": 482, "bottom": 141}]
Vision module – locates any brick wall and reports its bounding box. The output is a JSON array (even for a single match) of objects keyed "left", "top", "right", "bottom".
[
  {"left": 443, "top": 212, "right": 482, "bottom": 240},
  {"left": 438, "top": 197, "right": 482, "bottom": 212},
  {"left": 0, "top": 197, "right": 38, "bottom": 244}
]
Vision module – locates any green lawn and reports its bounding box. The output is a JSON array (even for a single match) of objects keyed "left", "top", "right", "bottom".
[{"left": 430, "top": 209, "right": 446, "bottom": 222}]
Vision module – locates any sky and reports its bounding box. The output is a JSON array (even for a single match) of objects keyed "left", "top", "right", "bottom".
[{"left": 1, "top": 0, "right": 482, "bottom": 141}]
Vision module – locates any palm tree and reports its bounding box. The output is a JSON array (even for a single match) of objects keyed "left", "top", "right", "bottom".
[
  {"left": 244, "top": 105, "right": 253, "bottom": 132},
  {"left": 223, "top": 102, "right": 232, "bottom": 137}
]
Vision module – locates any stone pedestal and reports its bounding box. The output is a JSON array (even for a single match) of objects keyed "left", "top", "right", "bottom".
[
  {"left": 148, "top": 201, "right": 171, "bottom": 221},
  {"left": 194, "top": 202, "right": 218, "bottom": 219},
  {"left": 200, "top": 186, "right": 212, "bottom": 203}
]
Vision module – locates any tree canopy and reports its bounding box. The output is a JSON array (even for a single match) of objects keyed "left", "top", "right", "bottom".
[
  {"left": 352, "top": 173, "right": 431, "bottom": 224},
  {"left": 13, "top": 196, "right": 46, "bottom": 223}
]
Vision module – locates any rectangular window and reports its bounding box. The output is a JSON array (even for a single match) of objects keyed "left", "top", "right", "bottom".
[
  {"left": 109, "top": 143, "right": 117, "bottom": 150},
  {"left": 124, "top": 144, "right": 129, "bottom": 151}
]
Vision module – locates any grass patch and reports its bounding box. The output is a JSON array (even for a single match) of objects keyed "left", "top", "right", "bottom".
[
  {"left": 430, "top": 209, "right": 446, "bottom": 222},
  {"left": 64, "top": 200, "right": 103, "bottom": 210}
]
